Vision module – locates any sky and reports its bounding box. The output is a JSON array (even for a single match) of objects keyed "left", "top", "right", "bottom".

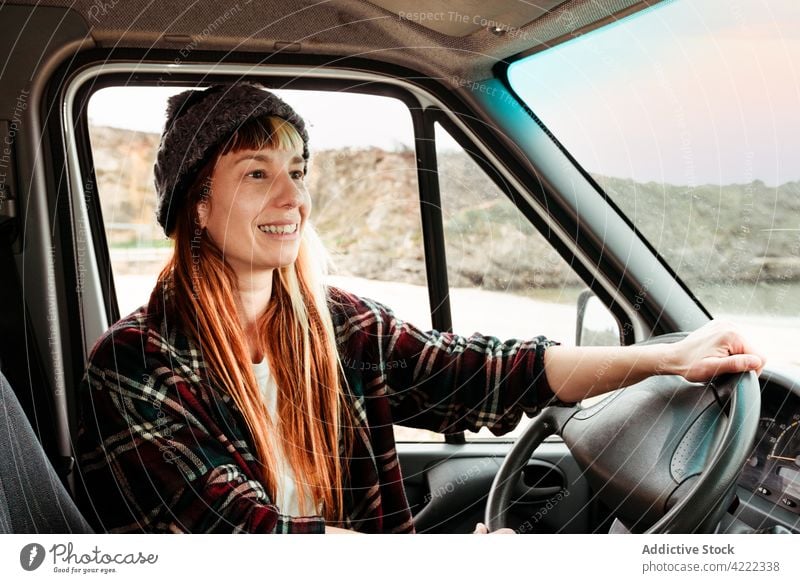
[
  {"left": 89, "top": 88, "right": 414, "bottom": 150},
  {"left": 89, "top": 86, "right": 463, "bottom": 152},
  {"left": 508, "top": 0, "right": 800, "bottom": 187}
]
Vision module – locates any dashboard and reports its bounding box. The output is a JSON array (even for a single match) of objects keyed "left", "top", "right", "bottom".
[{"left": 738, "top": 375, "right": 800, "bottom": 519}]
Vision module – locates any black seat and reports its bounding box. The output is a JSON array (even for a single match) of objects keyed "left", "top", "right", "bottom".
[{"left": 0, "top": 370, "right": 93, "bottom": 533}]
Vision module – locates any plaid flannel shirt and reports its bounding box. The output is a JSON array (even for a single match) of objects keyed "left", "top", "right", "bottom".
[{"left": 76, "top": 277, "right": 562, "bottom": 534}]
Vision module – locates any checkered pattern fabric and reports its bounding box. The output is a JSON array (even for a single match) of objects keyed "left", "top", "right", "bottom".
[{"left": 76, "top": 277, "right": 562, "bottom": 533}]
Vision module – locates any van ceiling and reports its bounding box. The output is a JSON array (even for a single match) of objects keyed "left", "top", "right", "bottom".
[
  {"left": 9, "top": 0, "right": 661, "bottom": 82},
  {"left": 367, "top": 0, "right": 569, "bottom": 37}
]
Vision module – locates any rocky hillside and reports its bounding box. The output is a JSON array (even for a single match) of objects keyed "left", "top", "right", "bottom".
[
  {"left": 89, "top": 124, "right": 800, "bottom": 291},
  {"left": 595, "top": 175, "right": 800, "bottom": 284}
]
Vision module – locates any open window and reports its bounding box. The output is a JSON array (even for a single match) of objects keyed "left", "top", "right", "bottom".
[
  {"left": 82, "top": 82, "right": 441, "bottom": 442},
  {"left": 86, "top": 86, "right": 431, "bottom": 328}
]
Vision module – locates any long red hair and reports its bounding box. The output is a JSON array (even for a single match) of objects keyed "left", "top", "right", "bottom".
[{"left": 157, "top": 115, "right": 356, "bottom": 523}]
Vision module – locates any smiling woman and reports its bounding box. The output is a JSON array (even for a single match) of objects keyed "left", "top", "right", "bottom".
[
  {"left": 156, "top": 107, "right": 341, "bottom": 522},
  {"left": 195, "top": 119, "right": 310, "bottom": 307},
  {"left": 81, "top": 82, "right": 369, "bottom": 530},
  {"left": 74, "top": 80, "right": 766, "bottom": 535}
]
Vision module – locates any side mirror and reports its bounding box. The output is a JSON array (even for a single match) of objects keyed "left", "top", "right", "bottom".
[{"left": 575, "top": 289, "right": 622, "bottom": 347}]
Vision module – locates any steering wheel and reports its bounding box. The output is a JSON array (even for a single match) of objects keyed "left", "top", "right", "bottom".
[{"left": 485, "top": 333, "right": 761, "bottom": 534}]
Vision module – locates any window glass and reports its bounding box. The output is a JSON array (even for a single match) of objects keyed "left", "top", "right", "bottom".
[
  {"left": 508, "top": 0, "right": 800, "bottom": 368},
  {"left": 436, "top": 123, "right": 596, "bottom": 440},
  {"left": 87, "top": 87, "right": 437, "bottom": 442}
]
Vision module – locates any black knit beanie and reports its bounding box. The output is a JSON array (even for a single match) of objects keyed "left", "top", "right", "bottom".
[{"left": 153, "top": 81, "right": 310, "bottom": 236}]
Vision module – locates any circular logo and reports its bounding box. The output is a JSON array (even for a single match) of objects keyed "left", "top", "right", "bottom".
[{"left": 19, "top": 543, "right": 46, "bottom": 571}]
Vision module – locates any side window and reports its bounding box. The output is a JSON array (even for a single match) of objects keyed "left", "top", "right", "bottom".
[
  {"left": 436, "top": 123, "right": 600, "bottom": 440},
  {"left": 86, "top": 86, "right": 437, "bottom": 442},
  {"left": 87, "top": 87, "right": 430, "bottom": 326}
]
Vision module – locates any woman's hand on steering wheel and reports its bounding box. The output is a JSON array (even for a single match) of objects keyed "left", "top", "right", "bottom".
[{"left": 671, "top": 319, "right": 767, "bottom": 382}]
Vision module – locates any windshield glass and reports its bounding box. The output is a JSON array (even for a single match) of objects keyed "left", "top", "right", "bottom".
[{"left": 508, "top": 0, "right": 800, "bottom": 367}]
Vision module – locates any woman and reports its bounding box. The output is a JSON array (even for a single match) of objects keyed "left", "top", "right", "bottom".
[{"left": 76, "top": 81, "right": 765, "bottom": 535}]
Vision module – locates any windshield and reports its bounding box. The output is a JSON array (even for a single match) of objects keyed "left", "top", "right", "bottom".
[{"left": 508, "top": 0, "right": 800, "bottom": 367}]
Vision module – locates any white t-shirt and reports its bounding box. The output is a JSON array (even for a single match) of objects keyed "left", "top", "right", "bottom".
[{"left": 252, "top": 358, "right": 321, "bottom": 517}]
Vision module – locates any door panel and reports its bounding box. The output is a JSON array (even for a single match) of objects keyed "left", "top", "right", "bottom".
[{"left": 397, "top": 440, "right": 602, "bottom": 533}]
